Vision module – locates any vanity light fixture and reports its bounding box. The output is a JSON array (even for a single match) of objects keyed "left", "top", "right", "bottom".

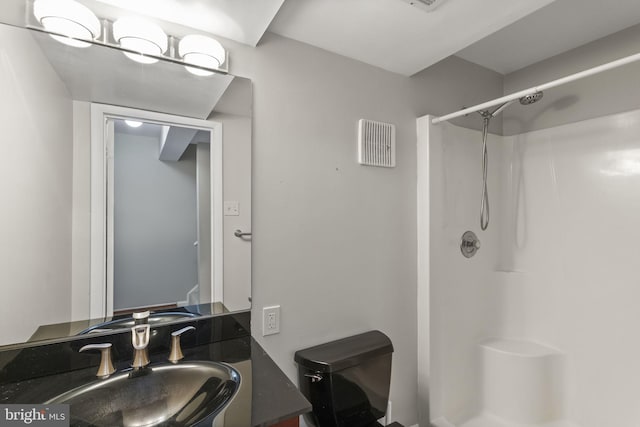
[
  {"left": 179, "top": 35, "right": 226, "bottom": 76},
  {"left": 29, "top": 1, "right": 228, "bottom": 74},
  {"left": 33, "top": 0, "right": 101, "bottom": 48},
  {"left": 112, "top": 16, "right": 168, "bottom": 64},
  {"left": 125, "top": 120, "right": 143, "bottom": 128}
]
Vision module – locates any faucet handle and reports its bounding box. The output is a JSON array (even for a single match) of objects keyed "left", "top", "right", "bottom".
[
  {"left": 132, "top": 311, "right": 150, "bottom": 325},
  {"left": 80, "top": 343, "right": 116, "bottom": 378},
  {"left": 131, "top": 324, "right": 151, "bottom": 369},
  {"left": 168, "top": 326, "right": 196, "bottom": 363},
  {"left": 131, "top": 324, "right": 151, "bottom": 350}
]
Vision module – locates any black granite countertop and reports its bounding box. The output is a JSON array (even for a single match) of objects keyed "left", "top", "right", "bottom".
[
  {"left": 0, "top": 335, "right": 311, "bottom": 427},
  {"left": 250, "top": 339, "right": 311, "bottom": 427}
]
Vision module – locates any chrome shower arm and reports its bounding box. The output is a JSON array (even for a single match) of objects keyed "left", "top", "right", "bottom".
[{"left": 489, "top": 99, "right": 516, "bottom": 117}]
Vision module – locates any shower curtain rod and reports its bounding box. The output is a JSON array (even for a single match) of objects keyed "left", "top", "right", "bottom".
[{"left": 432, "top": 51, "right": 640, "bottom": 124}]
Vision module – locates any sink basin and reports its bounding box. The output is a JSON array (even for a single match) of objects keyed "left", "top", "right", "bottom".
[
  {"left": 78, "top": 312, "right": 199, "bottom": 334},
  {"left": 46, "top": 361, "right": 240, "bottom": 426}
]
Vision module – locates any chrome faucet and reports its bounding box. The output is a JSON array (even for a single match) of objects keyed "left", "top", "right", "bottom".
[
  {"left": 131, "top": 311, "right": 151, "bottom": 369},
  {"left": 79, "top": 311, "right": 197, "bottom": 375}
]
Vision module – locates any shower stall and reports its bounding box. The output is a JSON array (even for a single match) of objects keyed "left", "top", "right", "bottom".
[{"left": 417, "top": 56, "right": 640, "bottom": 427}]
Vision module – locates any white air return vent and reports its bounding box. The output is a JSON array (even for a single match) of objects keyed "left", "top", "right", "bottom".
[
  {"left": 400, "top": 0, "right": 447, "bottom": 12},
  {"left": 358, "top": 119, "right": 396, "bottom": 168}
]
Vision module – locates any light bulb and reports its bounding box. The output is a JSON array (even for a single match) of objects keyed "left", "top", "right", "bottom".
[
  {"left": 179, "top": 35, "right": 225, "bottom": 76},
  {"left": 113, "top": 17, "right": 167, "bottom": 64},
  {"left": 125, "top": 120, "right": 143, "bottom": 128},
  {"left": 33, "top": 0, "right": 101, "bottom": 48}
]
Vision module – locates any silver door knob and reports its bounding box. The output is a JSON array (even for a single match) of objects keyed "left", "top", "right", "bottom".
[{"left": 234, "top": 229, "right": 252, "bottom": 239}]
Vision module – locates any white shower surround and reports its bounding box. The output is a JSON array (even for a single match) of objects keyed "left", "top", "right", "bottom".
[{"left": 417, "top": 108, "right": 640, "bottom": 427}]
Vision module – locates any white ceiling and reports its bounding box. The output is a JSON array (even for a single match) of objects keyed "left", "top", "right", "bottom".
[
  {"left": 24, "top": 0, "right": 639, "bottom": 79},
  {"left": 457, "top": 0, "right": 640, "bottom": 74},
  {"left": 267, "top": 0, "right": 557, "bottom": 76},
  {"left": 93, "top": 0, "right": 285, "bottom": 46}
]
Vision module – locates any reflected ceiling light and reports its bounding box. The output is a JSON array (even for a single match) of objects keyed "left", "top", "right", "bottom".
[
  {"left": 178, "top": 35, "right": 225, "bottom": 76},
  {"left": 33, "top": 0, "right": 101, "bottom": 48},
  {"left": 125, "top": 120, "right": 143, "bottom": 128},
  {"left": 113, "top": 17, "right": 167, "bottom": 64}
]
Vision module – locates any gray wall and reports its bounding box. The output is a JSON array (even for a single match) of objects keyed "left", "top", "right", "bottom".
[
  {"left": 411, "top": 55, "right": 504, "bottom": 135},
  {"left": 215, "top": 113, "right": 252, "bottom": 312},
  {"left": 0, "top": 15, "right": 506, "bottom": 422},
  {"left": 113, "top": 132, "right": 198, "bottom": 310},
  {"left": 0, "top": 25, "right": 73, "bottom": 345},
  {"left": 72, "top": 101, "right": 92, "bottom": 321},
  {"left": 503, "top": 23, "right": 640, "bottom": 135},
  {"left": 230, "top": 32, "right": 503, "bottom": 426},
  {"left": 196, "top": 143, "right": 212, "bottom": 304}
]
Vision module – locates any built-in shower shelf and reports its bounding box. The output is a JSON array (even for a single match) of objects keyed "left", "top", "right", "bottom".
[
  {"left": 459, "top": 413, "right": 581, "bottom": 427},
  {"left": 434, "top": 414, "right": 581, "bottom": 427},
  {"left": 432, "top": 339, "right": 577, "bottom": 427},
  {"left": 480, "top": 338, "right": 561, "bottom": 357},
  {"left": 481, "top": 339, "right": 565, "bottom": 426}
]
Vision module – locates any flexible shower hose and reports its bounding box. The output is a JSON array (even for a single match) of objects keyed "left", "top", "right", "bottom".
[{"left": 480, "top": 116, "right": 490, "bottom": 231}]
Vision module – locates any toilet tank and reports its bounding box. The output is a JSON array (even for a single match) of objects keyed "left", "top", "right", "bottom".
[{"left": 294, "top": 331, "right": 394, "bottom": 427}]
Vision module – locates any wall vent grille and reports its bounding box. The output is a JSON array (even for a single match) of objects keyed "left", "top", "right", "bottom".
[{"left": 358, "top": 119, "right": 396, "bottom": 168}]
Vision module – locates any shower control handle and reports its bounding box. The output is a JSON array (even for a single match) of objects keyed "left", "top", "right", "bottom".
[
  {"left": 461, "top": 239, "right": 481, "bottom": 249},
  {"left": 460, "top": 231, "right": 480, "bottom": 258}
]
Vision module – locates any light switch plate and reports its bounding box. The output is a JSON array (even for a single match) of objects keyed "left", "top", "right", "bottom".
[{"left": 224, "top": 201, "right": 239, "bottom": 216}]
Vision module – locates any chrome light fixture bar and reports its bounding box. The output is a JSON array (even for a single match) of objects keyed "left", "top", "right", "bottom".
[{"left": 27, "top": 0, "right": 229, "bottom": 75}]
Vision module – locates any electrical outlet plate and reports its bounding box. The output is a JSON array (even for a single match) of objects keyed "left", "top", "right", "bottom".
[{"left": 262, "top": 305, "right": 280, "bottom": 336}]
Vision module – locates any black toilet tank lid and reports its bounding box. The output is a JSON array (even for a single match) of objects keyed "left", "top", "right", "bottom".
[{"left": 294, "top": 330, "right": 393, "bottom": 373}]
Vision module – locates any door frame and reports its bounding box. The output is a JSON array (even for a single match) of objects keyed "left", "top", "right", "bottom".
[{"left": 89, "top": 103, "right": 223, "bottom": 319}]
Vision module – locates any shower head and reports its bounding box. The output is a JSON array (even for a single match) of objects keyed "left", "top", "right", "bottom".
[
  {"left": 519, "top": 91, "right": 544, "bottom": 105},
  {"left": 478, "top": 91, "right": 544, "bottom": 119}
]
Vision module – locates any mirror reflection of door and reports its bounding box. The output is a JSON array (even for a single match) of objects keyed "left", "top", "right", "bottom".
[{"left": 109, "top": 118, "right": 214, "bottom": 315}]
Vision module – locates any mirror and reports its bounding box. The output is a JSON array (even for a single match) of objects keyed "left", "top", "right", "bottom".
[
  {"left": 110, "top": 119, "right": 216, "bottom": 313},
  {"left": 0, "top": 19, "right": 252, "bottom": 347}
]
